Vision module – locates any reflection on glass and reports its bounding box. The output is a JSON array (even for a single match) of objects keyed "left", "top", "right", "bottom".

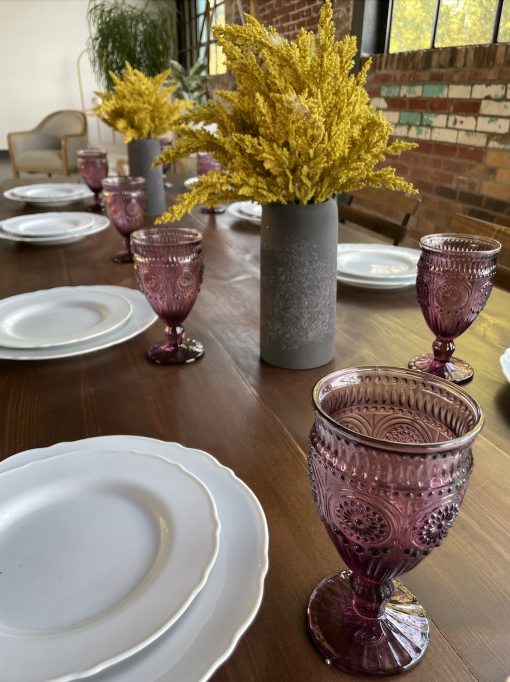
[
  {"left": 436, "top": 0, "right": 496, "bottom": 47},
  {"left": 389, "top": 0, "right": 436, "bottom": 53},
  {"left": 498, "top": 0, "right": 510, "bottom": 41}
]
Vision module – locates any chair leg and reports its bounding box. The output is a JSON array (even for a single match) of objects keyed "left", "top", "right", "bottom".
[{"left": 12, "top": 166, "right": 19, "bottom": 179}]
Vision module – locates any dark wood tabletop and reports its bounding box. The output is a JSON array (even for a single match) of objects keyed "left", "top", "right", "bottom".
[{"left": 1, "top": 174, "right": 509, "bottom": 682}]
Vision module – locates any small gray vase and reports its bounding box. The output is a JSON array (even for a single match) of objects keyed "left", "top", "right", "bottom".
[
  {"left": 260, "top": 198, "right": 338, "bottom": 370},
  {"left": 127, "top": 139, "right": 165, "bottom": 216}
]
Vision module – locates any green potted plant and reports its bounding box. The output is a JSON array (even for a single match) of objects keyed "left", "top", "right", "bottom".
[
  {"left": 166, "top": 59, "right": 210, "bottom": 107},
  {"left": 154, "top": 1, "right": 417, "bottom": 370}
]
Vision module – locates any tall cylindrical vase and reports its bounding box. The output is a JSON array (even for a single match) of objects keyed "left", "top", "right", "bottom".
[
  {"left": 260, "top": 199, "right": 338, "bottom": 369},
  {"left": 127, "top": 139, "right": 165, "bottom": 216}
]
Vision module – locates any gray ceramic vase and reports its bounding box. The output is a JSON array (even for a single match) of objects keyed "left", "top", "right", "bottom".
[
  {"left": 260, "top": 198, "right": 338, "bottom": 370},
  {"left": 127, "top": 139, "right": 166, "bottom": 216}
]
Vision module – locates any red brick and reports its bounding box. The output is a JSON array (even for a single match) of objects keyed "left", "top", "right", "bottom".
[
  {"left": 420, "top": 155, "right": 443, "bottom": 169},
  {"left": 450, "top": 71, "right": 473, "bottom": 82},
  {"left": 409, "top": 166, "right": 430, "bottom": 180},
  {"left": 452, "top": 100, "right": 481, "bottom": 114},
  {"left": 413, "top": 180, "right": 435, "bottom": 194},
  {"left": 501, "top": 68, "right": 510, "bottom": 80},
  {"left": 454, "top": 175, "right": 480, "bottom": 192},
  {"left": 386, "top": 97, "right": 407, "bottom": 109},
  {"left": 374, "top": 73, "right": 393, "bottom": 83},
  {"left": 486, "top": 43, "right": 497, "bottom": 68},
  {"left": 472, "top": 68, "right": 501, "bottom": 80},
  {"left": 397, "top": 72, "right": 412, "bottom": 82},
  {"left": 391, "top": 162, "right": 409, "bottom": 177},
  {"left": 400, "top": 150, "right": 422, "bottom": 165},
  {"left": 433, "top": 143, "right": 458, "bottom": 158},
  {"left": 458, "top": 147, "right": 485, "bottom": 162},
  {"left": 442, "top": 159, "right": 468, "bottom": 173},
  {"left": 408, "top": 98, "right": 428, "bottom": 110},
  {"left": 429, "top": 99, "right": 452, "bottom": 112},
  {"left": 448, "top": 49, "right": 457, "bottom": 69},
  {"left": 495, "top": 215, "right": 510, "bottom": 228},
  {"left": 429, "top": 71, "right": 444, "bottom": 81},
  {"left": 365, "top": 85, "right": 380, "bottom": 97},
  {"left": 429, "top": 170, "right": 455, "bottom": 185},
  {"left": 476, "top": 45, "right": 486, "bottom": 68},
  {"left": 415, "top": 141, "right": 433, "bottom": 154}
]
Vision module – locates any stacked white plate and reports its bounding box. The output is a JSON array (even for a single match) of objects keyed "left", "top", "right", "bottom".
[
  {"left": 337, "top": 243, "right": 420, "bottom": 290},
  {"left": 0, "top": 285, "right": 157, "bottom": 360},
  {"left": 4, "top": 183, "right": 94, "bottom": 207},
  {"left": 500, "top": 348, "right": 510, "bottom": 382},
  {"left": 0, "top": 212, "right": 110, "bottom": 245},
  {"left": 0, "top": 436, "right": 269, "bottom": 682},
  {"left": 227, "top": 201, "right": 262, "bottom": 224}
]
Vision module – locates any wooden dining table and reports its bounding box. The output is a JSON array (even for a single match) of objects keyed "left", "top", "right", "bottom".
[{"left": 0, "top": 174, "right": 509, "bottom": 682}]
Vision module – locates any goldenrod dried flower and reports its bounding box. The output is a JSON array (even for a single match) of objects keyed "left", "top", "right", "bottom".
[
  {"left": 155, "top": 0, "right": 417, "bottom": 223},
  {"left": 94, "top": 62, "right": 191, "bottom": 143}
]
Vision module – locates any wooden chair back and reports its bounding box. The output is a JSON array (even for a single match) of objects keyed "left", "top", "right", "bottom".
[
  {"left": 337, "top": 186, "right": 421, "bottom": 245},
  {"left": 448, "top": 213, "right": 510, "bottom": 290}
]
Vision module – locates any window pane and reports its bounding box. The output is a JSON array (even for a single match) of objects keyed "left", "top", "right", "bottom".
[
  {"left": 389, "top": 0, "right": 437, "bottom": 53},
  {"left": 210, "top": 3, "right": 226, "bottom": 75},
  {"left": 435, "top": 0, "right": 496, "bottom": 48},
  {"left": 499, "top": 0, "right": 510, "bottom": 41}
]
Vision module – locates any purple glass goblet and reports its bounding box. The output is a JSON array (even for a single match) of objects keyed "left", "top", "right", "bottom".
[
  {"left": 307, "top": 366, "right": 483, "bottom": 677},
  {"left": 196, "top": 152, "right": 225, "bottom": 215},
  {"left": 159, "top": 138, "right": 173, "bottom": 190},
  {"left": 409, "top": 233, "right": 501, "bottom": 382},
  {"left": 131, "top": 227, "right": 204, "bottom": 364},
  {"left": 77, "top": 149, "right": 108, "bottom": 212},
  {"left": 101, "top": 177, "right": 147, "bottom": 263}
]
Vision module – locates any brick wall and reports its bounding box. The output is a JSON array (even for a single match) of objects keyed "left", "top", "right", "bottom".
[{"left": 365, "top": 44, "right": 510, "bottom": 242}]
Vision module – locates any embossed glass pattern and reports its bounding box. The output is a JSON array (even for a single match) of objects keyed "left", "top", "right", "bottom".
[
  {"left": 131, "top": 227, "right": 204, "bottom": 364},
  {"left": 77, "top": 149, "right": 108, "bottom": 212},
  {"left": 307, "top": 366, "right": 483, "bottom": 677},
  {"left": 101, "top": 177, "right": 147, "bottom": 263},
  {"left": 409, "top": 233, "right": 501, "bottom": 382},
  {"left": 196, "top": 152, "right": 225, "bottom": 215}
]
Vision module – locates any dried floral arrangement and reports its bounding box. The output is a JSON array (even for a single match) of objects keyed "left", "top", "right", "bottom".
[
  {"left": 154, "top": 0, "right": 417, "bottom": 224},
  {"left": 93, "top": 62, "right": 191, "bottom": 143}
]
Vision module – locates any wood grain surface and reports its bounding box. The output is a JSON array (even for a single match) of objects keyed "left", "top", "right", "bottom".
[{"left": 0, "top": 175, "right": 509, "bottom": 682}]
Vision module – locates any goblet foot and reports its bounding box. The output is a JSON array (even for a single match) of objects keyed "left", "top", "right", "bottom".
[
  {"left": 85, "top": 202, "right": 104, "bottom": 213},
  {"left": 147, "top": 339, "right": 204, "bottom": 365},
  {"left": 308, "top": 571, "right": 429, "bottom": 678},
  {"left": 408, "top": 354, "right": 473, "bottom": 383},
  {"left": 113, "top": 249, "right": 133, "bottom": 263},
  {"left": 199, "top": 206, "right": 225, "bottom": 214}
]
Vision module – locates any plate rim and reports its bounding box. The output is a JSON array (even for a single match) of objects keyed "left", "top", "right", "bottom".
[
  {"left": 11, "top": 184, "right": 92, "bottom": 199},
  {"left": 2, "top": 212, "right": 95, "bottom": 237},
  {"left": 227, "top": 202, "right": 261, "bottom": 224},
  {"left": 0, "top": 214, "right": 110, "bottom": 244},
  {"left": 337, "top": 244, "right": 420, "bottom": 280}
]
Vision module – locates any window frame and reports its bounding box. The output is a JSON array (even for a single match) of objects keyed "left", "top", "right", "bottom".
[{"left": 176, "top": 0, "right": 226, "bottom": 74}]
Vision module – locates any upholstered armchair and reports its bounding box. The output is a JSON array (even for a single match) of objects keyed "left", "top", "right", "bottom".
[{"left": 7, "top": 111, "right": 88, "bottom": 178}]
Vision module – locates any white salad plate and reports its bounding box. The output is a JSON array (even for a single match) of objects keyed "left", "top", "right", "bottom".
[
  {"left": 239, "top": 202, "right": 262, "bottom": 218},
  {"left": 0, "top": 288, "right": 133, "bottom": 349},
  {"left": 227, "top": 202, "right": 261, "bottom": 224},
  {"left": 0, "top": 436, "right": 269, "bottom": 682},
  {"left": 500, "top": 348, "right": 510, "bottom": 382},
  {"left": 1, "top": 213, "right": 95, "bottom": 237},
  {"left": 337, "top": 244, "right": 420, "bottom": 280},
  {"left": 337, "top": 272, "right": 416, "bottom": 290},
  {"left": 184, "top": 177, "right": 199, "bottom": 188},
  {"left": 0, "top": 285, "right": 156, "bottom": 360},
  {"left": 0, "top": 214, "right": 110, "bottom": 245},
  {"left": 4, "top": 186, "right": 93, "bottom": 208},
  {"left": 0, "top": 448, "right": 220, "bottom": 682}
]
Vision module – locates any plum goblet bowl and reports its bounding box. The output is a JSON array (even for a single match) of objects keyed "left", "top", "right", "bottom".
[{"left": 307, "top": 366, "right": 483, "bottom": 677}]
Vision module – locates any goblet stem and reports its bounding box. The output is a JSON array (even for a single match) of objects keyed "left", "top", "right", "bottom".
[
  {"left": 146, "top": 323, "right": 204, "bottom": 365},
  {"left": 113, "top": 239, "right": 133, "bottom": 263},
  {"left": 86, "top": 192, "right": 103, "bottom": 213},
  {"left": 432, "top": 337, "right": 455, "bottom": 364},
  {"left": 165, "top": 325, "right": 185, "bottom": 347},
  {"left": 351, "top": 575, "right": 394, "bottom": 619}
]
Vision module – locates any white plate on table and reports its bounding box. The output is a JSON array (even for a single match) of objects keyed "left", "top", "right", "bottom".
[
  {"left": 0, "top": 285, "right": 156, "bottom": 360},
  {"left": 227, "top": 202, "right": 262, "bottom": 224},
  {"left": 12, "top": 184, "right": 91, "bottom": 201},
  {"left": 0, "top": 214, "right": 110, "bottom": 244},
  {"left": 0, "top": 436, "right": 269, "bottom": 682},
  {"left": 0, "top": 287, "right": 133, "bottom": 349},
  {"left": 337, "top": 272, "right": 416, "bottom": 290},
  {"left": 0, "top": 448, "right": 220, "bottom": 682},
  {"left": 1, "top": 212, "right": 95, "bottom": 237},
  {"left": 184, "top": 177, "right": 199, "bottom": 188},
  {"left": 337, "top": 244, "right": 420, "bottom": 280},
  {"left": 500, "top": 348, "right": 510, "bottom": 382},
  {"left": 4, "top": 186, "right": 93, "bottom": 208}
]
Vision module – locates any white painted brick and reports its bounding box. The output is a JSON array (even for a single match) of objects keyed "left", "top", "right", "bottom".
[
  {"left": 488, "top": 136, "right": 510, "bottom": 150},
  {"left": 431, "top": 128, "right": 458, "bottom": 143},
  {"left": 476, "top": 116, "right": 510, "bottom": 133},
  {"left": 471, "top": 84, "right": 506, "bottom": 99},
  {"left": 391, "top": 124, "right": 408, "bottom": 137},
  {"left": 408, "top": 126, "right": 432, "bottom": 140},
  {"left": 422, "top": 113, "right": 447, "bottom": 127},
  {"left": 400, "top": 85, "right": 423, "bottom": 97},
  {"left": 480, "top": 100, "right": 510, "bottom": 116},
  {"left": 448, "top": 85, "right": 472, "bottom": 99},
  {"left": 457, "top": 131, "right": 488, "bottom": 147},
  {"left": 383, "top": 111, "right": 400, "bottom": 124},
  {"left": 447, "top": 114, "right": 476, "bottom": 130},
  {"left": 507, "top": 85, "right": 510, "bottom": 99},
  {"left": 371, "top": 97, "right": 388, "bottom": 109}
]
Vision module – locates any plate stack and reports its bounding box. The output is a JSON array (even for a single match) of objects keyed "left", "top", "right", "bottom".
[
  {"left": 4, "top": 183, "right": 94, "bottom": 207},
  {"left": 0, "top": 285, "right": 157, "bottom": 360},
  {"left": 227, "top": 201, "right": 262, "bottom": 223},
  {"left": 337, "top": 244, "right": 420, "bottom": 290},
  {"left": 0, "top": 212, "right": 110, "bottom": 245},
  {"left": 0, "top": 436, "right": 269, "bottom": 682}
]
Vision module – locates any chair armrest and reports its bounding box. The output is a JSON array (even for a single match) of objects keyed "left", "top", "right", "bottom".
[
  {"left": 62, "top": 133, "right": 89, "bottom": 172},
  {"left": 8, "top": 130, "right": 57, "bottom": 157}
]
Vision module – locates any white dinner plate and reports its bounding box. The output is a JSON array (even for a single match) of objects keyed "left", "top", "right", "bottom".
[
  {"left": 0, "top": 214, "right": 110, "bottom": 244},
  {"left": 12, "top": 184, "right": 91, "bottom": 200},
  {"left": 337, "top": 272, "right": 416, "bottom": 290},
  {"left": 227, "top": 202, "right": 261, "bottom": 224},
  {"left": 0, "top": 436, "right": 269, "bottom": 682},
  {"left": 184, "top": 177, "right": 199, "bottom": 188},
  {"left": 2, "top": 213, "right": 95, "bottom": 237},
  {"left": 0, "top": 288, "right": 132, "bottom": 349},
  {"left": 500, "top": 348, "right": 510, "bottom": 382},
  {"left": 0, "top": 285, "right": 156, "bottom": 360},
  {"left": 239, "top": 202, "right": 262, "bottom": 218},
  {"left": 0, "top": 449, "right": 220, "bottom": 682},
  {"left": 337, "top": 244, "right": 420, "bottom": 280},
  {"left": 4, "top": 186, "right": 93, "bottom": 208}
]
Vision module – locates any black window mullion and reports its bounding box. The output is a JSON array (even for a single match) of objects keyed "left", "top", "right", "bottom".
[
  {"left": 430, "top": 0, "right": 441, "bottom": 49},
  {"left": 493, "top": 0, "right": 505, "bottom": 42}
]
